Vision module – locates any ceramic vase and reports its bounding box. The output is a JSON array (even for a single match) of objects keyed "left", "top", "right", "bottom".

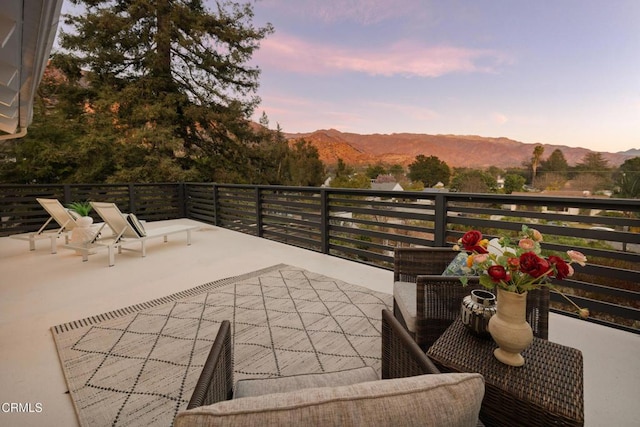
[
  {"left": 70, "top": 216, "right": 94, "bottom": 245},
  {"left": 461, "top": 289, "right": 497, "bottom": 337},
  {"left": 488, "top": 287, "right": 533, "bottom": 367}
]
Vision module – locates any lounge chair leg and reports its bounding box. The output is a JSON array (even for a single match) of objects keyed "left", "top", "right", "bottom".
[
  {"left": 109, "top": 246, "right": 115, "bottom": 267},
  {"left": 141, "top": 242, "right": 146, "bottom": 257},
  {"left": 29, "top": 237, "right": 36, "bottom": 251},
  {"left": 187, "top": 230, "right": 192, "bottom": 245},
  {"left": 50, "top": 236, "right": 57, "bottom": 254}
]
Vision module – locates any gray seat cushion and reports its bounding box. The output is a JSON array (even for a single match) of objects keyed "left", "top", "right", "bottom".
[
  {"left": 234, "top": 366, "right": 379, "bottom": 398},
  {"left": 174, "top": 373, "right": 485, "bottom": 427}
]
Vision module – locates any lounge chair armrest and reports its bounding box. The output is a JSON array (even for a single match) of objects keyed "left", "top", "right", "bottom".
[
  {"left": 381, "top": 309, "right": 440, "bottom": 379},
  {"left": 187, "top": 320, "right": 233, "bottom": 409}
]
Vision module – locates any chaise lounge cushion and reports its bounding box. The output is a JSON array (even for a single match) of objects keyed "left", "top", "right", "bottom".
[
  {"left": 174, "top": 372, "right": 485, "bottom": 427},
  {"left": 393, "top": 281, "right": 416, "bottom": 332},
  {"left": 234, "top": 366, "right": 379, "bottom": 398}
]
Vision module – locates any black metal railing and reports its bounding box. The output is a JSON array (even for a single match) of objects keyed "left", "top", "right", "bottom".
[{"left": 2, "top": 182, "right": 639, "bottom": 334}]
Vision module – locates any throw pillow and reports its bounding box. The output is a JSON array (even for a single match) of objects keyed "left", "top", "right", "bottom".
[
  {"left": 127, "top": 213, "right": 146, "bottom": 237},
  {"left": 442, "top": 251, "right": 470, "bottom": 276}
]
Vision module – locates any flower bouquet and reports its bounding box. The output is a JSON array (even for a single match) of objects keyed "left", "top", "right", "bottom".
[
  {"left": 455, "top": 225, "right": 589, "bottom": 365},
  {"left": 454, "top": 225, "right": 589, "bottom": 319}
]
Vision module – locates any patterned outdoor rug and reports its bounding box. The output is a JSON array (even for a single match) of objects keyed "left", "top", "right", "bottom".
[{"left": 52, "top": 264, "right": 392, "bottom": 426}]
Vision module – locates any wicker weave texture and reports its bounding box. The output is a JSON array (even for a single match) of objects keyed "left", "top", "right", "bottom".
[
  {"left": 381, "top": 309, "right": 440, "bottom": 378},
  {"left": 428, "top": 319, "right": 584, "bottom": 427},
  {"left": 187, "top": 320, "right": 233, "bottom": 408}
]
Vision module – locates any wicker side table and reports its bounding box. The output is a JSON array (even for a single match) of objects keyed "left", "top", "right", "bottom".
[{"left": 427, "top": 319, "right": 584, "bottom": 427}]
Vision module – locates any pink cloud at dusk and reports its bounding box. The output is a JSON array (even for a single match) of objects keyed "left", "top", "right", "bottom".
[
  {"left": 492, "top": 113, "right": 508, "bottom": 125},
  {"left": 255, "top": 33, "right": 511, "bottom": 78},
  {"left": 258, "top": 0, "right": 425, "bottom": 25}
]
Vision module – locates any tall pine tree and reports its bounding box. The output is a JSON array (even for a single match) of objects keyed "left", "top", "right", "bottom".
[{"left": 58, "top": 0, "right": 274, "bottom": 182}]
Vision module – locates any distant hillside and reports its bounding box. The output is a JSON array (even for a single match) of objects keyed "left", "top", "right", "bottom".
[
  {"left": 620, "top": 148, "right": 640, "bottom": 158},
  {"left": 284, "top": 129, "right": 635, "bottom": 168}
]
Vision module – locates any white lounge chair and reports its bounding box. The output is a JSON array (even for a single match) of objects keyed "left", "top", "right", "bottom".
[
  {"left": 10, "top": 198, "right": 79, "bottom": 253},
  {"left": 65, "top": 201, "right": 197, "bottom": 266}
]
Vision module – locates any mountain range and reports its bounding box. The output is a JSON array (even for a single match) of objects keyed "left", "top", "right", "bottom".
[{"left": 284, "top": 129, "right": 637, "bottom": 169}]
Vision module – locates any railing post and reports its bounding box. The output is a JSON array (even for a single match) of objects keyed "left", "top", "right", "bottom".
[
  {"left": 128, "top": 183, "right": 136, "bottom": 213},
  {"left": 212, "top": 184, "right": 219, "bottom": 227},
  {"left": 63, "top": 185, "right": 71, "bottom": 204},
  {"left": 255, "top": 187, "right": 263, "bottom": 238},
  {"left": 320, "top": 188, "right": 329, "bottom": 254},
  {"left": 434, "top": 193, "right": 447, "bottom": 246},
  {"left": 178, "top": 183, "right": 186, "bottom": 218}
]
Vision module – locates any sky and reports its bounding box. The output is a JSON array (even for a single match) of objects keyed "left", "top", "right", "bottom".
[{"left": 238, "top": 0, "right": 640, "bottom": 153}]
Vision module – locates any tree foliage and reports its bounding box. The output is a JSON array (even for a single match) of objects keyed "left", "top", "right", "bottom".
[
  {"left": 330, "top": 158, "right": 370, "bottom": 188},
  {"left": 614, "top": 157, "right": 640, "bottom": 199},
  {"left": 572, "top": 152, "right": 612, "bottom": 191},
  {"left": 450, "top": 169, "right": 497, "bottom": 193},
  {"left": 540, "top": 149, "right": 569, "bottom": 175},
  {"left": 408, "top": 155, "right": 451, "bottom": 187},
  {"left": 365, "top": 163, "right": 387, "bottom": 180},
  {"left": 503, "top": 174, "right": 526, "bottom": 194},
  {"left": 55, "top": 0, "right": 274, "bottom": 182}
]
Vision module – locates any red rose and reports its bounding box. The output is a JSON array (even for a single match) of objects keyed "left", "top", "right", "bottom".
[
  {"left": 519, "top": 252, "right": 551, "bottom": 278},
  {"left": 487, "top": 265, "right": 509, "bottom": 282},
  {"left": 548, "top": 255, "right": 570, "bottom": 280},
  {"left": 460, "top": 230, "right": 488, "bottom": 254}
]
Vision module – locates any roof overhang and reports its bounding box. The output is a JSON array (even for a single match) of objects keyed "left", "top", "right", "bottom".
[{"left": 0, "top": 0, "right": 63, "bottom": 140}]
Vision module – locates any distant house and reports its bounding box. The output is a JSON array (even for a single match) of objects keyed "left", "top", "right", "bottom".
[
  {"left": 505, "top": 191, "right": 611, "bottom": 216},
  {"left": 371, "top": 182, "right": 403, "bottom": 192}
]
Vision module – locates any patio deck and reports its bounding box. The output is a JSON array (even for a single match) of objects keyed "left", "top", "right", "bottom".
[{"left": 0, "top": 218, "right": 638, "bottom": 426}]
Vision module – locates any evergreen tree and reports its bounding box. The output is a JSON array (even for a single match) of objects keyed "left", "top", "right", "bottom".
[
  {"left": 58, "top": 0, "right": 274, "bottom": 182},
  {"left": 540, "top": 149, "right": 569, "bottom": 175},
  {"left": 287, "top": 140, "right": 326, "bottom": 186},
  {"left": 573, "top": 152, "right": 612, "bottom": 191}
]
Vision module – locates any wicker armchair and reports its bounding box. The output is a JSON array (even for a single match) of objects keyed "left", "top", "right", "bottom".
[
  {"left": 186, "top": 311, "right": 479, "bottom": 404},
  {"left": 393, "top": 247, "right": 549, "bottom": 351},
  {"left": 382, "top": 309, "right": 486, "bottom": 427},
  {"left": 187, "top": 315, "right": 443, "bottom": 409}
]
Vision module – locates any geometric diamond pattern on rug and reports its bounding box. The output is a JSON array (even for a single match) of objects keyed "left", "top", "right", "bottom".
[{"left": 52, "top": 264, "right": 392, "bottom": 427}]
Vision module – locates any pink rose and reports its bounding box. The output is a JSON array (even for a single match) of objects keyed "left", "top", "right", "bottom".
[
  {"left": 531, "top": 229, "right": 543, "bottom": 242},
  {"left": 518, "top": 238, "right": 535, "bottom": 250},
  {"left": 567, "top": 250, "right": 587, "bottom": 266},
  {"left": 473, "top": 254, "right": 488, "bottom": 264}
]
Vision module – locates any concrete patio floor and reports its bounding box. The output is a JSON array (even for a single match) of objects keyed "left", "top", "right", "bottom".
[{"left": 0, "top": 219, "right": 638, "bottom": 426}]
